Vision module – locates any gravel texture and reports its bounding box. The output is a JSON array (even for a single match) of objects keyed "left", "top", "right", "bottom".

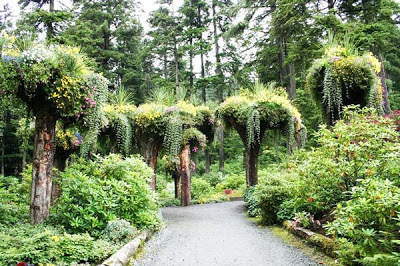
[{"left": 133, "top": 201, "right": 318, "bottom": 266}]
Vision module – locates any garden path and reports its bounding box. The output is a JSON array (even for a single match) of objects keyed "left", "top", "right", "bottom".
[{"left": 133, "top": 201, "right": 318, "bottom": 266}]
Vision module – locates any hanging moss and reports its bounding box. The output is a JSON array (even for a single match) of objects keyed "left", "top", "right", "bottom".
[{"left": 306, "top": 45, "right": 383, "bottom": 124}]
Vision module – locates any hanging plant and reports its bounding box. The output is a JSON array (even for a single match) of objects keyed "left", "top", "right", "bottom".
[{"left": 306, "top": 44, "right": 383, "bottom": 124}]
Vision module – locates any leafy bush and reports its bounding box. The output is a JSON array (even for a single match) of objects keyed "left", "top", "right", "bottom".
[
  {"left": 255, "top": 173, "right": 292, "bottom": 225},
  {"left": 326, "top": 179, "right": 400, "bottom": 265},
  {"left": 0, "top": 168, "right": 31, "bottom": 226},
  {"left": 191, "top": 178, "right": 214, "bottom": 200},
  {"left": 52, "top": 154, "right": 161, "bottom": 236},
  {"left": 244, "top": 187, "right": 260, "bottom": 217},
  {"left": 216, "top": 173, "right": 246, "bottom": 191},
  {"left": 0, "top": 223, "right": 115, "bottom": 265},
  {"left": 201, "top": 171, "right": 224, "bottom": 187},
  {"left": 102, "top": 219, "right": 138, "bottom": 244}
]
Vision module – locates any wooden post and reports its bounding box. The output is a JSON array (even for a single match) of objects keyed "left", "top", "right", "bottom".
[{"left": 180, "top": 144, "right": 191, "bottom": 206}]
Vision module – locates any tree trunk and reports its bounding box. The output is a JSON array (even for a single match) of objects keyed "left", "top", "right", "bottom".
[
  {"left": 189, "top": 38, "right": 194, "bottom": 95},
  {"left": 204, "top": 149, "right": 211, "bottom": 174},
  {"left": 180, "top": 144, "right": 191, "bottom": 206},
  {"left": 1, "top": 135, "right": 4, "bottom": 176},
  {"left": 30, "top": 110, "right": 56, "bottom": 224},
  {"left": 46, "top": 0, "right": 55, "bottom": 40},
  {"left": 51, "top": 148, "right": 74, "bottom": 205},
  {"left": 173, "top": 171, "right": 180, "bottom": 199},
  {"left": 376, "top": 52, "right": 391, "bottom": 114},
  {"left": 174, "top": 36, "right": 180, "bottom": 92},
  {"left": 200, "top": 51, "right": 206, "bottom": 103},
  {"left": 277, "top": 37, "right": 287, "bottom": 86},
  {"left": 139, "top": 139, "right": 160, "bottom": 190},
  {"left": 218, "top": 126, "right": 224, "bottom": 171},
  {"left": 244, "top": 144, "right": 260, "bottom": 187},
  {"left": 288, "top": 63, "right": 296, "bottom": 99},
  {"left": 22, "top": 150, "right": 26, "bottom": 170},
  {"left": 163, "top": 53, "right": 168, "bottom": 79},
  {"left": 213, "top": 2, "right": 225, "bottom": 172}
]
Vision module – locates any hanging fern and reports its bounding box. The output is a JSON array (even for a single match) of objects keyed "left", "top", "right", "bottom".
[
  {"left": 164, "top": 117, "right": 183, "bottom": 156},
  {"left": 115, "top": 113, "right": 132, "bottom": 156},
  {"left": 246, "top": 108, "right": 261, "bottom": 148}
]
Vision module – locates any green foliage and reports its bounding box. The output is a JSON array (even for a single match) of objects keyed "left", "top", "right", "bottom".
[
  {"left": 216, "top": 173, "right": 246, "bottom": 191},
  {"left": 52, "top": 154, "right": 161, "bottom": 236},
  {"left": 244, "top": 187, "right": 260, "bottom": 217},
  {"left": 0, "top": 167, "right": 31, "bottom": 226},
  {"left": 326, "top": 179, "right": 400, "bottom": 265},
  {"left": 0, "top": 223, "right": 115, "bottom": 265},
  {"left": 191, "top": 178, "right": 214, "bottom": 201},
  {"left": 101, "top": 219, "right": 138, "bottom": 244},
  {"left": 254, "top": 170, "right": 292, "bottom": 225}
]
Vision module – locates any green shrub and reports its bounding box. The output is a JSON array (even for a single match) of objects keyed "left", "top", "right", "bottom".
[
  {"left": 255, "top": 174, "right": 292, "bottom": 225},
  {"left": 0, "top": 170, "right": 31, "bottom": 226},
  {"left": 244, "top": 187, "right": 260, "bottom": 217},
  {"left": 191, "top": 178, "right": 214, "bottom": 200},
  {"left": 201, "top": 171, "right": 224, "bottom": 187},
  {"left": 0, "top": 224, "right": 115, "bottom": 265},
  {"left": 52, "top": 154, "right": 161, "bottom": 236},
  {"left": 102, "top": 219, "right": 138, "bottom": 244},
  {"left": 326, "top": 179, "right": 400, "bottom": 265},
  {"left": 216, "top": 173, "right": 246, "bottom": 191}
]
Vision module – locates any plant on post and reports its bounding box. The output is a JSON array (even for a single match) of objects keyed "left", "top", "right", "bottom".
[
  {"left": 218, "top": 84, "right": 304, "bottom": 187},
  {"left": 306, "top": 42, "right": 383, "bottom": 125},
  {"left": 133, "top": 103, "right": 166, "bottom": 190},
  {"left": 0, "top": 34, "right": 107, "bottom": 224},
  {"left": 163, "top": 101, "right": 211, "bottom": 206}
]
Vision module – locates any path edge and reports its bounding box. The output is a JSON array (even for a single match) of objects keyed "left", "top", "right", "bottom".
[
  {"left": 282, "top": 220, "right": 338, "bottom": 257},
  {"left": 99, "top": 229, "right": 153, "bottom": 266}
]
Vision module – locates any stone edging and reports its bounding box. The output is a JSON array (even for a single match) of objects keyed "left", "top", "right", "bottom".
[
  {"left": 99, "top": 230, "right": 152, "bottom": 266},
  {"left": 282, "top": 220, "right": 338, "bottom": 257}
]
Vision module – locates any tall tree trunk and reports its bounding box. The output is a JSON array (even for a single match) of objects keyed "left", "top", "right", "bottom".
[
  {"left": 163, "top": 53, "right": 168, "bottom": 79},
  {"left": 30, "top": 109, "right": 56, "bottom": 224},
  {"left": 180, "top": 144, "right": 191, "bottom": 206},
  {"left": 277, "top": 37, "right": 287, "bottom": 86},
  {"left": 46, "top": 0, "right": 55, "bottom": 40},
  {"left": 189, "top": 38, "right": 194, "bottom": 95},
  {"left": 22, "top": 150, "right": 26, "bottom": 170},
  {"left": 1, "top": 135, "right": 4, "bottom": 176},
  {"left": 204, "top": 149, "right": 211, "bottom": 174},
  {"left": 213, "top": 1, "right": 225, "bottom": 172},
  {"left": 244, "top": 144, "right": 260, "bottom": 186},
  {"left": 174, "top": 36, "right": 180, "bottom": 92},
  {"left": 173, "top": 171, "right": 180, "bottom": 199},
  {"left": 376, "top": 52, "right": 391, "bottom": 114},
  {"left": 288, "top": 63, "right": 296, "bottom": 99}
]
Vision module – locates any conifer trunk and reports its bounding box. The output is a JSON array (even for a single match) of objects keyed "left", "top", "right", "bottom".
[
  {"left": 180, "top": 144, "right": 191, "bottom": 206},
  {"left": 30, "top": 109, "right": 56, "bottom": 224},
  {"left": 139, "top": 139, "right": 160, "bottom": 190},
  {"left": 173, "top": 171, "right": 180, "bottom": 199}
]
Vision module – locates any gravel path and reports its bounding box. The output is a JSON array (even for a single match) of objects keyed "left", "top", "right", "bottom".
[{"left": 133, "top": 201, "right": 318, "bottom": 266}]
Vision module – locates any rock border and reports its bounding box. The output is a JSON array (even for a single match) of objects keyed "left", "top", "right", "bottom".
[
  {"left": 282, "top": 220, "right": 338, "bottom": 257},
  {"left": 99, "top": 230, "right": 152, "bottom": 266}
]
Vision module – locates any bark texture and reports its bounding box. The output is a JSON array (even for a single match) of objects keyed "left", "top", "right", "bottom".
[
  {"left": 180, "top": 144, "right": 191, "bottom": 206},
  {"left": 30, "top": 110, "right": 56, "bottom": 224},
  {"left": 139, "top": 138, "right": 162, "bottom": 190}
]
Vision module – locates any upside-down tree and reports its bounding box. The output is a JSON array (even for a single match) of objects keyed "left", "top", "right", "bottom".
[
  {"left": 0, "top": 34, "right": 107, "bottom": 224},
  {"left": 133, "top": 103, "right": 166, "bottom": 190},
  {"left": 163, "top": 101, "right": 212, "bottom": 206},
  {"left": 218, "top": 83, "right": 304, "bottom": 187},
  {"left": 306, "top": 41, "right": 384, "bottom": 125}
]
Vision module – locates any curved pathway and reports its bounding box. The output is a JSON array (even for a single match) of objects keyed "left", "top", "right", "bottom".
[{"left": 133, "top": 201, "right": 317, "bottom": 266}]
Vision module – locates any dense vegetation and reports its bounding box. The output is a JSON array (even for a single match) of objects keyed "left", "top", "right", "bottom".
[{"left": 0, "top": 0, "right": 400, "bottom": 265}]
